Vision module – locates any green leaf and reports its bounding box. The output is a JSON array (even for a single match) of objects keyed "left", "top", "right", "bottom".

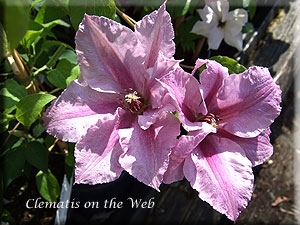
[
  {"left": 47, "top": 59, "right": 80, "bottom": 89},
  {"left": 58, "top": 49, "right": 77, "bottom": 64},
  {"left": 181, "top": 0, "right": 192, "bottom": 15},
  {"left": 0, "top": 0, "right": 30, "bottom": 50},
  {"left": 65, "top": 143, "right": 75, "bottom": 167},
  {"left": 3, "top": 147, "right": 26, "bottom": 188},
  {"left": 242, "top": 0, "right": 251, "bottom": 8},
  {"left": 16, "top": 93, "right": 56, "bottom": 127},
  {"left": 242, "top": 22, "right": 254, "bottom": 33},
  {"left": 0, "top": 79, "right": 27, "bottom": 109},
  {"left": 2, "top": 209, "right": 15, "bottom": 225},
  {"left": 248, "top": 0, "right": 257, "bottom": 19},
  {"left": 35, "top": 0, "right": 68, "bottom": 24},
  {"left": 44, "top": 135, "right": 55, "bottom": 149},
  {"left": 68, "top": 0, "right": 116, "bottom": 30},
  {"left": 209, "top": 56, "right": 247, "bottom": 74},
  {"left": 25, "top": 141, "right": 48, "bottom": 172},
  {"left": 32, "top": 123, "right": 45, "bottom": 137},
  {"left": 0, "top": 23, "right": 8, "bottom": 61},
  {"left": 35, "top": 169, "right": 60, "bottom": 202}
]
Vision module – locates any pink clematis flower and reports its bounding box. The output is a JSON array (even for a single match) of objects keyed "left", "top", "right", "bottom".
[
  {"left": 43, "top": 3, "right": 181, "bottom": 190},
  {"left": 159, "top": 59, "right": 282, "bottom": 220}
]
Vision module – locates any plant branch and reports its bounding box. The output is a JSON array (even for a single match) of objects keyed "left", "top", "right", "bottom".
[
  {"left": 192, "top": 37, "right": 206, "bottom": 62},
  {"left": 1, "top": 122, "right": 21, "bottom": 148},
  {"left": 116, "top": 7, "right": 136, "bottom": 28}
]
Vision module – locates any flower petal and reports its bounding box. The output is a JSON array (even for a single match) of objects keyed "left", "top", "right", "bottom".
[
  {"left": 191, "top": 21, "right": 212, "bottom": 37},
  {"left": 227, "top": 8, "right": 248, "bottom": 26},
  {"left": 224, "top": 31, "right": 243, "bottom": 51},
  {"left": 135, "top": 2, "right": 175, "bottom": 69},
  {"left": 146, "top": 52, "right": 180, "bottom": 88},
  {"left": 138, "top": 103, "right": 175, "bottom": 130},
  {"left": 119, "top": 112, "right": 180, "bottom": 190},
  {"left": 76, "top": 14, "right": 145, "bottom": 93},
  {"left": 74, "top": 108, "right": 129, "bottom": 184},
  {"left": 193, "top": 59, "right": 229, "bottom": 109},
  {"left": 208, "top": 26, "right": 224, "bottom": 50},
  {"left": 197, "top": 5, "right": 218, "bottom": 25},
  {"left": 43, "top": 79, "right": 119, "bottom": 142},
  {"left": 218, "top": 128, "right": 273, "bottom": 167},
  {"left": 158, "top": 67, "right": 208, "bottom": 131},
  {"left": 163, "top": 131, "right": 211, "bottom": 184},
  {"left": 214, "top": 66, "right": 282, "bottom": 138},
  {"left": 183, "top": 134, "right": 254, "bottom": 221}
]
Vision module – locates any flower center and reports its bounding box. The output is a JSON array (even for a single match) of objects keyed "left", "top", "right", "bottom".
[
  {"left": 121, "top": 88, "right": 148, "bottom": 114},
  {"left": 195, "top": 113, "right": 220, "bottom": 128},
  {"left": 218, "top": 20, "right": 226, "bottom": 28}
]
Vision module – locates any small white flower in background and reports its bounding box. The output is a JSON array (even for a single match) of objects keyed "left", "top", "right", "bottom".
[{"left": 191, "top": 0, "right": 248, "bottom": 51}]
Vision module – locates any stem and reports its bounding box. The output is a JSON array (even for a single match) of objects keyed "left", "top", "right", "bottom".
[
  {"left": 1, "top": 122, "right": 21, "bottom": 148},
  {"left": 7, "top": 49, "right": 36, "bottom": 94},
  {"left": 46, "top": 44, "right": 65, "bottom": 68},
  {"left": 48, "top": 138, "right": 59, "bottom": 152},
  {"left": 180, "top": 63, "right": 194, "bottom": 70},
  {"left": 192, "top": 37, "right": 206, "bottom": 62},
  {"left": 116, "top": 7, "right": 136, "bottom": 28},
  {"left": 49, "top": 88, "right": 61, "bottom": 95},
  {"left": 175, "top": 15, "right": 185, "bottom": 36}
]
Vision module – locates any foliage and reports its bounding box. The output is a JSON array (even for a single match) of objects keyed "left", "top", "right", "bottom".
[{"left": 0, "top": 0, "right": 117, "bottom": 221}]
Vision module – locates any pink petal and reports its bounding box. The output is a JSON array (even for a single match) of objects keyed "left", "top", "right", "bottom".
[
  {"left": 43, "top": 79, "right": 119, "bottom": 142},
  {"left": 158, "top": 68, "right": 208, "bottom": 132},
  {"left": 74, "top": 108, "right": 131, "bottom": 184},
  {"left": 163, "top": 132, "right": 209, "bottom": 184},
  {"left": 193, "top": 59, "right": 229, "bottom": 110},
  {"left": 218, "top": 128, "right": 273, "bottom": 167},
  {"left": 145, "top": 52, "right": 180, "bottom": 88},
  {"left": 119, "top": 112, "right": 180, "bottom": 190},
  {"left": 76, "top": 14, "right": 145, "bottom": 93},
  {"left": 183, "top": 134, "right": 254, "bottom": 221},
  {"left": 214, "top": 66, "right": 282, "bottom": 138},
  {"left": 135, "top": 2, "right": 175, "bottom": 69},
  {"left": 138, "top": 103, "right": 176, "bottom": 130}
]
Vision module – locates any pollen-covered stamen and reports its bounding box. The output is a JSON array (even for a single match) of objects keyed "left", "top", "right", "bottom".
[
  {"left": 121, "top": 88, "right": 148, "bottom": 114},
  {"left": 195, "top": 112, "right": 220, "bottom": 128}
]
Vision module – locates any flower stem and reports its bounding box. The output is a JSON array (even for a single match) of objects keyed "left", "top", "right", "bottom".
[
  {"left": 116, "top": 7, "right": 136, "bottom": 28},
  {"left": 192, "top": 37, "right": 206, "bottom": 62},
  {"left": 1, "top": 122, "right": 21, "bottom": 149},
  {"left": 180, "top": 63, "right": 194, "bottom": 70}
]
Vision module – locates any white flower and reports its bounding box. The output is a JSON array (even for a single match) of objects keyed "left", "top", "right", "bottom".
[{"left": 191, "top": 0, "right": 248, "bottom": 51}]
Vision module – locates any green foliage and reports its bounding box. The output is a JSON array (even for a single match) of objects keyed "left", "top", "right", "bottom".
[
  {"left": 25, "top": 141, "right": 49, "bottom": 172},
  {"left": 210, "top": 56, "right": 247, "bottom": 74},
  {"left": 68, "top": 0, "right": 116, "bottom": 30},
  {"left": 175, "top": 16, "right": 199, "bottom": 52},
  {"left": 0, "top": 0, "right": 30, "bottom": 50},
  {"left": 242, "top": 22, "right": 254, "bottom": 33},
  {"left": 36, "top": 169, "right": 60, "bottom": 202},
  {"left": 16, "top": 93, "right": 56, "bottom": 127},
  {"left": 47, "top": 59, "right": 80, "bottom": 89},
  {"left": 3, "top": 146, "right": 26, "bottom": 188},
  {"left": 242, "top": 0, "right": 257, "bottom": 20},
  {"left": 0, "top": 23, "right": 8, "bottom": 61}
]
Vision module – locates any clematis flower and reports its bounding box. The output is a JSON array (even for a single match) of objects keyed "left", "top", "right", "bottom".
[
  {"left": 159, "top": 59, "right": 282, "bottom": 220},
  {"left": 191, "top": 0, "right": 248, "bottom": 51},
  {"left": 43, "top": 3, "right": 181, "bottom": 190}
]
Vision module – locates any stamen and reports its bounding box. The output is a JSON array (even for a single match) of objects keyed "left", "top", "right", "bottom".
[
  {"left": 121, "top": 88, "right": 148, "bottom": 114},
  {"left": 195, "top": 112, "right": 220, "bottom": 128}
]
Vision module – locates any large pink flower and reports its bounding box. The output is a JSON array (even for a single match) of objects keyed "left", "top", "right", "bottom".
[
  {"left": 43, "top": 3, "right": 181, "bottom": 190},
  {"left": 160, "top": 59, "right": 282, "bottom": 220}
]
